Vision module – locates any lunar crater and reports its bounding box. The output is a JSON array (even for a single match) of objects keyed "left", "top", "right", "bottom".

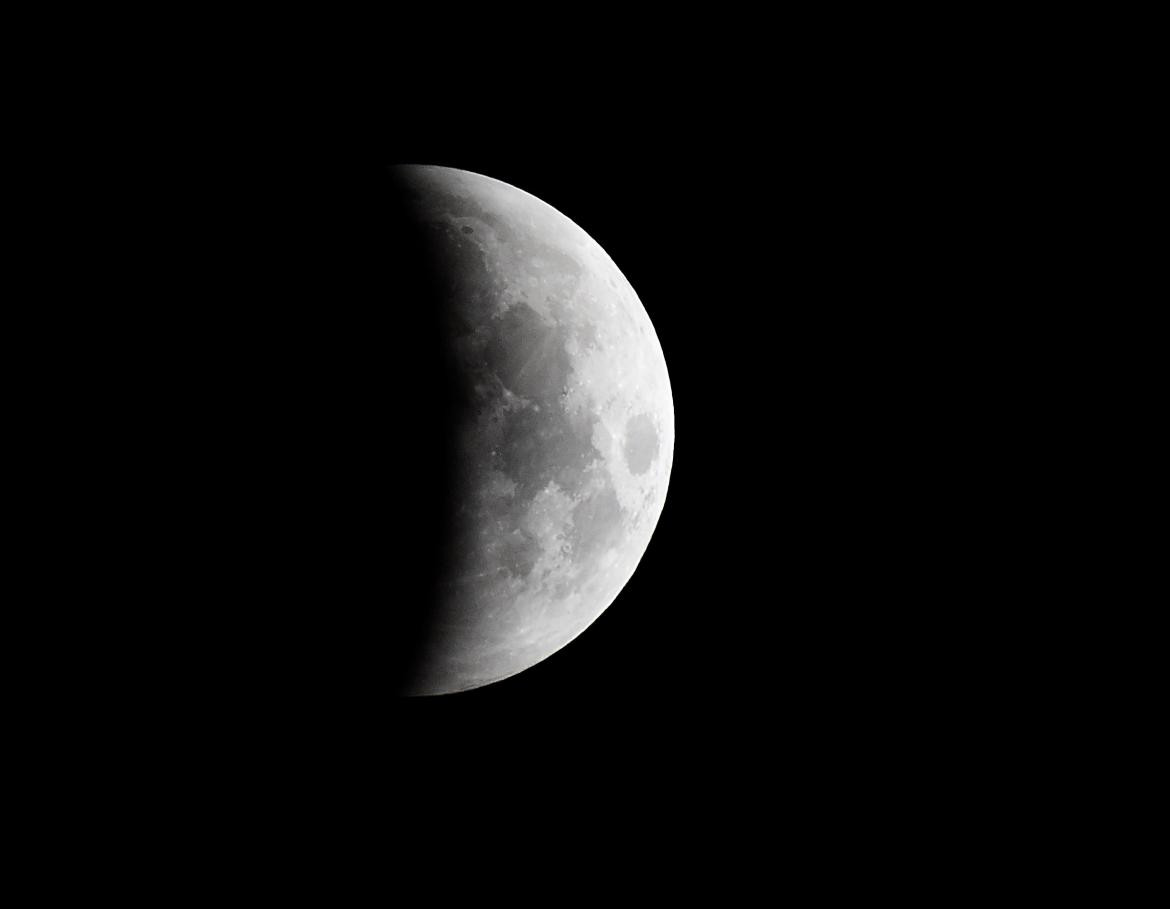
[{"left": 622, "top": 413, "right": 660, "bottom": 476}]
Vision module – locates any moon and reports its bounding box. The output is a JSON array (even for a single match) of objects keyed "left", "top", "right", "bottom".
[{"left": 396, "top": 165, "right": 673, "bottom": 695}]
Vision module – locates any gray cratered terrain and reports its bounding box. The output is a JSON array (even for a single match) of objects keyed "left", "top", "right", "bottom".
[{"left": 398, "top": 165, "right": 673, "bottom": 695}]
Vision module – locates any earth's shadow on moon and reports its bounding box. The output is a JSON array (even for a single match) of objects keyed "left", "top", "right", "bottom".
[{"left": 385, "top": 170, "right": 465, "bottom": 695}]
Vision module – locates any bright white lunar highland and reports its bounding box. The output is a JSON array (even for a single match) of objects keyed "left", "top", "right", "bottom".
[{"left": 398, "top": 165, "right": 673, "bottom": 695}]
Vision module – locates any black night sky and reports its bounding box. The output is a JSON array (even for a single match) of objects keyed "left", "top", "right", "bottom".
[
  {"left": 72, "top": 55, "right": 992, "bottom": 817},
  {"left": 31, "top": 21, "right": 1056, "bottom": 884}
]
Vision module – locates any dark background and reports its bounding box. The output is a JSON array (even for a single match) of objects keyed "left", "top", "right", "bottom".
[
  {"left": 50, "top": 61, "right": 995, "bottom": 809},
  {"left": 19, "top": 21, "right": 1094, "bottom": 884}
]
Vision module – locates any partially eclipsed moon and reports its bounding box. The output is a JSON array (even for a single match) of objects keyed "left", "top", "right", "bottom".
[{"left": 397, "top": 165, "right": 674, "bottom": 695}]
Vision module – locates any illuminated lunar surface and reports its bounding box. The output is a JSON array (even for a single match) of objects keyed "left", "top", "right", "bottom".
[{"left": 398, "top": 165, "right": 673, "bottom": 695}]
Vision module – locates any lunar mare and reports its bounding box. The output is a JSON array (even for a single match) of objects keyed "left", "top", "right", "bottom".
[{"left": 398, "top": 165, "right": 673, "bottom": 695}]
